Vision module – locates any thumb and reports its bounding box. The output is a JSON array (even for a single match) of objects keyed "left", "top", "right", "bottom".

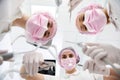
[
  {"left": 0, "top": 56, "right": 3, "bottom": 65},
  {"left": 85, "top": 43, "right": 99, "bottom": 47},
  {"left": 83, "top": 61, "right": 89, "bottom": 70},
  {"left": 0, "top": 50, "right": 8, "bottom": 54},
  {"left": 82, "top": 43, "right": 99, "bottom": 53},
  {"left": 82, "top": 43, "right": 88, "bottom": 53}
]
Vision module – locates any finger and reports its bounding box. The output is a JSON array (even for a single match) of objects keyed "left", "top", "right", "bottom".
[
  {"left": 84, "top": 46, "right": 97, "bottom": 56},
  {"left": 70, "top": 0, "right": 78, "bottom": 6},
  {"left": 29, "top": 57, "right": 33, "bottom": 76},
  {"left": 88, "top": 60, "right": 94, "bottom": 73},
  {"left": 0, "top": 50, "right": 8, "bottom": 54},
  {"left": 85, "top": 43, "right": 100, "bottom": 47},
  {"left": 39, "top": 54, "right": 44, "bottom": 65},
  {"left": 83, "top": 60, "right": 89, "bottom": 70},
  {"left": 23, "top": 56, "right": 29, "bottom": 74},
  {"left": 68, "top": 0, "right": 77, "bottom": 5},
  {"left": 92, "top": 62, "right": 96, "bottom": 73},
  {"left": 33, "top": 59, "right": 36, "bottom": 76},
  {"left": 94, "top": 51, "right": 107, "bottom": 66},
  {"left": 0, "top": 56, "right": 3, "bottom": 65},
  {"left": 24, "top": 62, "right": 29, "bottom": 74},
  {"left": 33, "top": 59, "right": 39, "bottom": 76},
  {"left": 89, "top": 48, "right": 104, "bottom": 59},
  {"left": 82, "top": 44, "right": 88, "bottom": 53},
  {"left": 36, "top": 61, "right": 39, "bottom": 75},
  {"left": 72, "top": 0, "right": 82, "bottom": 8}
]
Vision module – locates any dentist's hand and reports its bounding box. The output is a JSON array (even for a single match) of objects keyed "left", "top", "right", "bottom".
[
  {"left": 82, "top": 43, "right": 120, "bottom": 66},
  {"left": 0, "top": 50, "right": 8, "bottom": 65},
  {"left": 23, "top": 51, "right": 44, "bottom": 76},
  {"left": 83, "top": 59, "right": 110, "bottom": 75}
]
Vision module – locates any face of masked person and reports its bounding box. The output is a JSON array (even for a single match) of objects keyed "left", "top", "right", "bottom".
[
  {"left": 83, "top": 9, "right": 107, "bottom": 34},
  {"left": 58, "top": 48, "right": 80, "bottom": 71},
  {"left": 26, "top": 12, "right": 57, "bottom": 45},
  {"left": 76, "top": 4, "right": 107, "bottom": 34},
  {"left": 61, "top": 50, "right": 76, "bottom": 71}
]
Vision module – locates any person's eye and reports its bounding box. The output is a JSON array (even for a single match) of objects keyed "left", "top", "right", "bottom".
[
  {"left": 47, "top": 21, "right": 53, "bottom": 28},
  {"left": 62, "top": 55, "right": 67, "bottom": 59},
  {"left": 81, "top": 24, "right": 87, "bottom": 31},
  {"left": 44, "top": 31, "right": 50, "bottom": 37},
  {"left": 47, "top": 22, "right": 50, "bottom": 28},
  {"left": 46, "top": 31, "right": 50, "bottom": 37},
  {"left": 43, "top": 31, "right": 47, "bottom": 37},
  {"left": 69, "top": 54, "right": 74, "bottom": 58},
  {"left": 83, "top": 24, "right": 87, "bottom": 30}
]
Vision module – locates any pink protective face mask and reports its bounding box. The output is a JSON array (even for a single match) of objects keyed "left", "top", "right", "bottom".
[
  {"left": 26, "top": 12, "right": 57, "bottom": 44},
  {"left": 83, "top": 9, "right": 107, "bottom": 34},
  {"left": 61, "top": 57, "right": 76, "bottom": 70}
]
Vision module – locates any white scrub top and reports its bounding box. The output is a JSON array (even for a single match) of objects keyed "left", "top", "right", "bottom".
[
  {"left": 108, "top": 0, "right": 120, "bottom": 30},
  {"left": 44, "top": 69, "right": 103, "bottom": 80},
  {"left": 0, "top": 0, "right": 24, "bottom": 80}
]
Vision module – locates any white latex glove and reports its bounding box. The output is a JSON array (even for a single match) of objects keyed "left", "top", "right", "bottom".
[
  {"left": 0, "top": 50, "right": 8, "bottom": 65},
  {"left": 83, "top": 59, "right": 110, "bottom": 75},
  {"left": 0, "top": 56, "right": 3, "bottom": 65},
  {"left": 82, "top": 43, "right": 120, "bottom": 66},
  {"left": 23, "top": 51, "right": 44, "bottom": 76}
]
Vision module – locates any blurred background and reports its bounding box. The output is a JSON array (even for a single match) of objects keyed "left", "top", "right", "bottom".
[{"left": 1, "top": 0, "right": 120, "bottom": 80}]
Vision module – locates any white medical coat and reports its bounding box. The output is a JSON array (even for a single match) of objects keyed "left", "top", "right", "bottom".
[
  {"left": 44, "top": 69, "right": 103, "bottom": 80},
  {"left": 0, "top": 0, "right": 24, "bottom": 80}
]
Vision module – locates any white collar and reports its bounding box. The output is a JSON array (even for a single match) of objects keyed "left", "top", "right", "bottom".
[{"left": 63, "top": 69, "right": 81, "bottom": 79}]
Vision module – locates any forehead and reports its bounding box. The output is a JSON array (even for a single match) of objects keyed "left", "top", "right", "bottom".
[{"left": 61, "top": 49, "right": 74, "bottom": 55}]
